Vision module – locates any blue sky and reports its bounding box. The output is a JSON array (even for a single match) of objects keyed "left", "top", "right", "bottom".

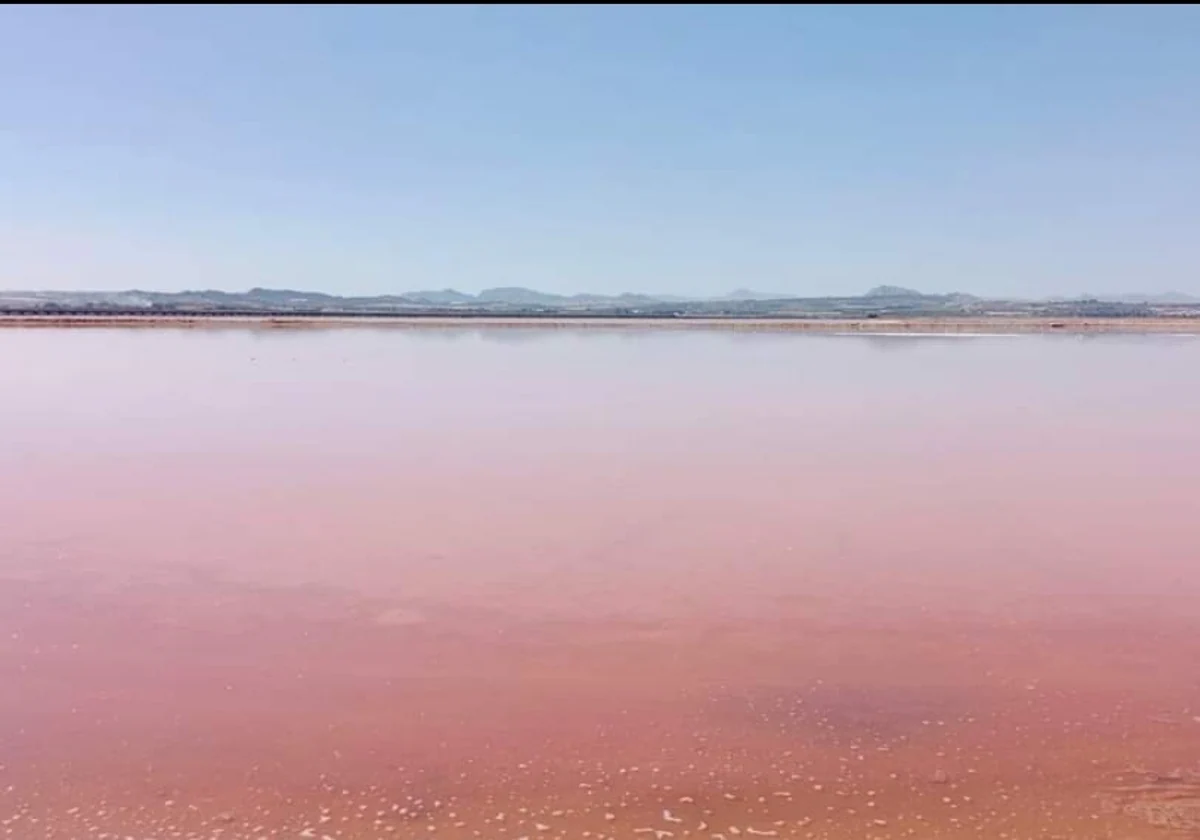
[{"left": 2, "top": 5, "right": 1199, "bottom": 297}]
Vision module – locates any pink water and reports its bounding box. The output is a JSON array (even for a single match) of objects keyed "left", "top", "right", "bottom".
[{"left": 1, "top": 326, "right": 1199, "bottom": 839}]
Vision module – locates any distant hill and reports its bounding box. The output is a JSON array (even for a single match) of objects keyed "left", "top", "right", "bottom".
[
  {"left": 476, "top": 287, "right": 565, "bottom": 306},
  {"left": 402, "top": 289, "right": 477, "bottom": 305},
  {"left": 1, "top": 284, "right": 1196, "bottom": 319},
  {"left": 863, "top": 285, "right": 926, "bottom": 298}
]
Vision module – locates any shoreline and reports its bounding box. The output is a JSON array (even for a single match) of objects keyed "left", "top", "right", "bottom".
[{"left": 2, "top": 313, "right": 1200, "bottom": 333}]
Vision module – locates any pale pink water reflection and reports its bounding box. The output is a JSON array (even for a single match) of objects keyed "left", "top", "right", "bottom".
[{"left": 1, "top": 327, "right": 1199, "bottom": 840}]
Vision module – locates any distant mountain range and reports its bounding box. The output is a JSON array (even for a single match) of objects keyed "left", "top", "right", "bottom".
[
  {"left": 0, "top": 285, "right": 848, "bottom": 311},
  {"left": 400, "top": 287, "right": 798, "bottom": 306},
  {"left": 0, "top": 285, "right": 1197, "bottom": 316},
  {"left": 0, "top": 286, "right": 787, "bottom": 309}
]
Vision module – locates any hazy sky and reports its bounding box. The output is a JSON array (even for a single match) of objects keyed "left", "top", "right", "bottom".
[{"left": 3, "top": 5, "right": 1200, "bottom": 297}]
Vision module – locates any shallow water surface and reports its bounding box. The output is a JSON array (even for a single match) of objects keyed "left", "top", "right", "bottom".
[{"left": 1, "top": 327, "right": 1199, "bottom": 839}]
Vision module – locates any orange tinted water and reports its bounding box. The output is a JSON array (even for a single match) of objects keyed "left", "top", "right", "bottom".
[{"left": 1, "top": 328, "right": 1199, "bottom": 839}]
